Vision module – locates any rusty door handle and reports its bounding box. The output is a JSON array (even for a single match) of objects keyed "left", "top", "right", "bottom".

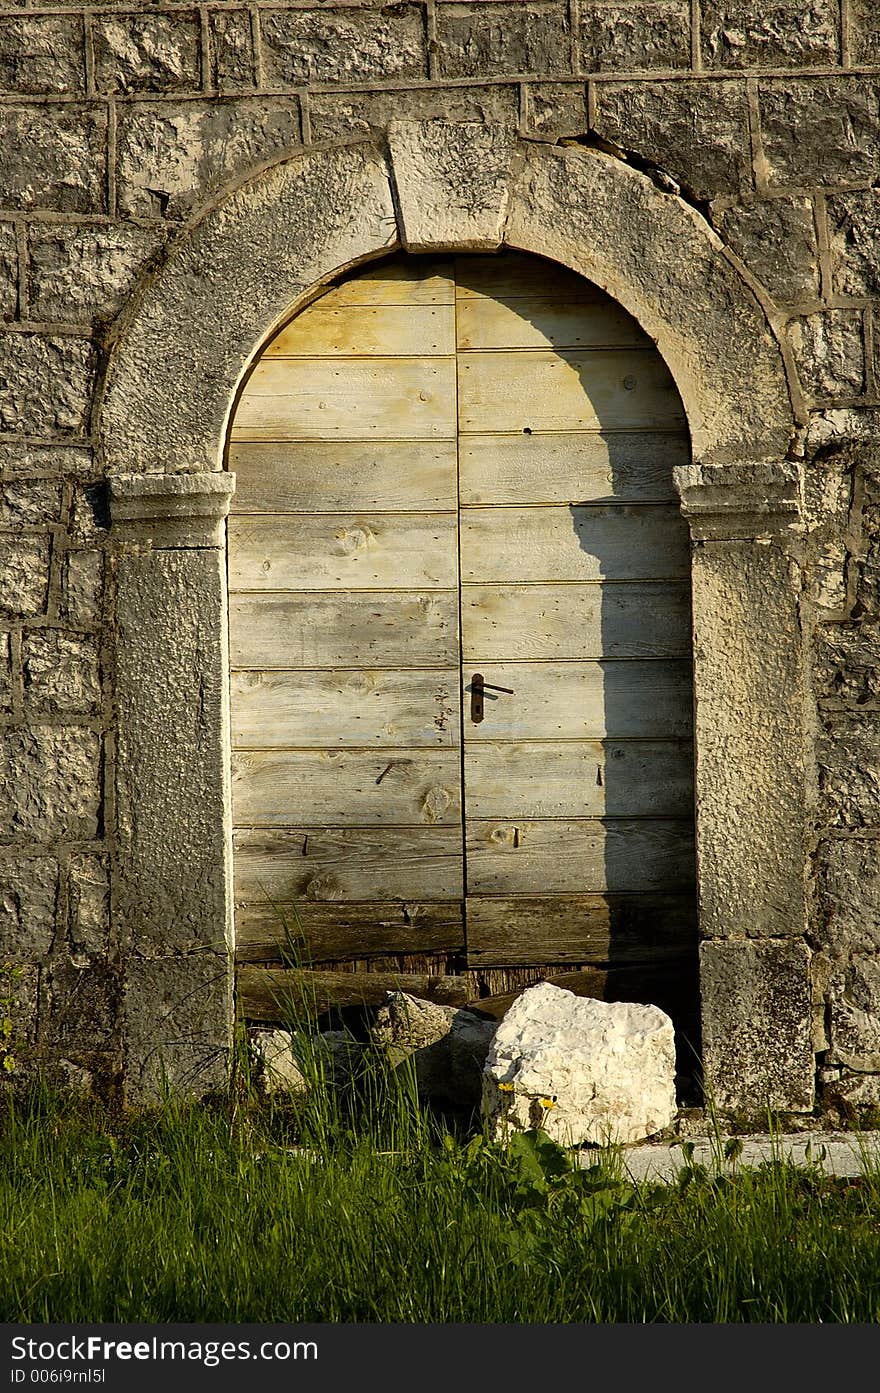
[{"left": 470, "top": 674, "right": 514, "bottom": 723}]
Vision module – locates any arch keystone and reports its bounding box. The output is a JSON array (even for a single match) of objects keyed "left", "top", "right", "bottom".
[{"left": 388, "top": 119, "right": 518, "bottom": 251}]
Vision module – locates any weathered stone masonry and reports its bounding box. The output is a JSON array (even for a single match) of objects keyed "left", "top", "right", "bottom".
[{"left": 1, "top": 0, "right": 880, "bottom": 1112}]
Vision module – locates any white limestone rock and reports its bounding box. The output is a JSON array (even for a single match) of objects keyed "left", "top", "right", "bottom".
[
  {"left": 482, "top": 982, "right": 677, "bottom": 1146},
  {"left": 371, "top": 991, "right": 497, "bottom": 1106}
]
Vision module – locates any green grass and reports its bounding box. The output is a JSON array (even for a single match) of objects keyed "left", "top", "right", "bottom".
[{"left": 3, "top": 1044, "right": 880, "bottom": 1324}]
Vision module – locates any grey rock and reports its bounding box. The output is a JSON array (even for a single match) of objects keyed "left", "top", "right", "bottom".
[
  {"left": 310, "top": 84, "right": 518, "bottom": 142},
  {"left": 788, "top": 309, "right": 865, "bottom": 402},
  {"left": 0, "top": 222, "right": 17, "bottom": 322},
  {"left": 208, "top": 10, "right": 255, "bottom": 91},
  {"left": 581, "top": 1, "right": 690, "bottom": 71},
  {"left": 0, "top": 333, "right": 96, "bottom": 435},
  {"left": 0, "top": 104, "right": 106, "bottom": 214},
  {"left": 93, "top": 12, "right": 201, "bottom": 94},
  {"left": 714, "top": 196, "right": 820, "bottom": 304},
  {"left": 702, "top": 0, "right": 838, "bottom": 68},
  {"left": 27, "top": 223, "right": 165, "bottom": 326},
  {"left": 62, "top": 550, "right": 104, "bottom": 626},
  {"left": 819, "top": 714, "right": 880, "bottom": 830},
  {"left": 0, "top": 538, "right": 50, "bottom": 618},
  {"left": 0, "top": 15, "right": 86, "bottom": 95},
  {"left": 261, "top": 6, "right": 427, "bottom": 87},
  {"left": 0, "top": 726, "right": 102, "bottom": 840},
  {"left": 23, "top": 631, "right": 101, "bottom": 714},
  {"left": 593, "top": 80, "right": 752, "bottom": 197},
  {"left": 0, "top": 856, "right": 58, "bottom": 959},
  {"left": 700, "top": 939, "right": 814, "bottom": 1111},
  {"left": 436, "top": 1, "right": 570, "bottom": 78},
  {"left": 0, "top": 478, "right": 63, "bottom": 527},
  {"left": 759, "top": 78, "right": 880, "bottom": 189},
  {"left": 372, "top": 991, "right": 496, "bottom": 1107},
  {"left": 116, "top": 98, "right": 302, "bottom": 220}
]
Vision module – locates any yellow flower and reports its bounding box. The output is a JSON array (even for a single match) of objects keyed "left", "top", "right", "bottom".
[
  {"left": 538, "top": 1097, "right": 556, "bottom": 1110},
  {"left": 498, "top": 1081, "right": 514, "bottom": 1093}
]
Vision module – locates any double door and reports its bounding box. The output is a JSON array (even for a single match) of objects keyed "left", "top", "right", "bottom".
[{"left": 227, "top": 253, "right": 695, "bottom": 979}]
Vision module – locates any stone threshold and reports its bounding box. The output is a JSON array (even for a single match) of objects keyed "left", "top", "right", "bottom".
[{"left": 593, "top": 1133, "right": 880, "bottom": 1182}]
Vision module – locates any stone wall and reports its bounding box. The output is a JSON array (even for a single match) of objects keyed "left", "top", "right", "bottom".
[{"left": 1, "top": 0, "right": 879, "bottom": 1111}]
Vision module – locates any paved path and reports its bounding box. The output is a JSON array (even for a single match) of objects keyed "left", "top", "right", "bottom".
[{"left": 595, "top": 1133, "right": 880, "bottom": 1182}]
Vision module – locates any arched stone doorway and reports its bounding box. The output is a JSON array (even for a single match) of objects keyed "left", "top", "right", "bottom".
[{"left": 100, "top": 127, "right": 812, "bottom": 1111}]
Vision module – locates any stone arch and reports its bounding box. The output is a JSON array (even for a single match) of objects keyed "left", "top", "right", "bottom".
[
  {"left": 100, "top": 128, "right": 798, "bottom": 474},
  {"left": 104, "top": 126, "right": 814, "bottom": 1111}
]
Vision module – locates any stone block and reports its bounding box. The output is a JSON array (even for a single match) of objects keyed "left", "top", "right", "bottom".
[
  {"left": 527, "top": 83, "right": 587, "bottom": 138},
  {"left": 22, "top": 631, "right": 101, "bottom": 714},
  {"left": 0, "top": 630, "right": 9, "bottom": 711},
  {"left": 371, "top": 991, "right": 496, "bottom": 1107},
  {"left": 828, "top": 192, "right": 880, "bottom": 299},
  {"left": 436, "top": 2, "right": 570, "bottom": 78},
  {"left": 802, "top": 444, "right": 856, "bottom": 617},
  {"left": 124, "top": 952, "right": 232, "bottom": 1102},
  {"left": 249, "top": 1027, "right": 361, "bottom": 1095},
  {"left": 69, "top": 482, "right": 110, "bottom": 543},
  {"left": 93, "top": 12, "right": 201, "bottom": 94},
  {"left": 309, "top": 83, "right": 518, "bottom": 141},
  {"left": 1, "top": 964, "right": 39, "bottom": 1050},
  {"left": 67, "top": 852, "right": 110, "bottom": 957},
  {"left": 0, "top": 15, "right": 85, "bottom": 94},
  {"left": 0, "top": 222, "right": 17, "bottom": 322},
  {"left": 700, "top": 939, "right": 814, "bottom": 1111},
  {"left": 689, "top": 541, "right": 809, "bottom": 938},
  {"left": 827, "top": 955, "right": 880, "bottom": 1070},
  {"left": 260, "top": 5, "right": 427, "bottom": 86},
  {"left": 116, "top": 98, "right": 302, "bottom": 219},
  {"left": 483, "top": 982, "right": 677, "bottom": 1145},
  {"left": 0, "top": 105, "right": 106, "bottom": 214},
  {"left": 42, "top": 957, "right": 118, "bottom": 1051},
  {"left": 0, "top": 727, "right": 101, "bottom": 840},
  {"left": 580, "top": 1, "right": 690, "bottom": 71},
  {"left": 701, "top": 0, "right": 838, "bottom": 68},
  {"left": 0, "top": 856, "right": 57, "bottom": 959},
  {"left": 115, "top": 549, "right": 230, "bottom": 951},
  {"left": 788, "top": 310, "right": 865, "bottom": 402},
  {"left": 208, "top": 9, "right": 255, "bottom": 90},
  {"left": 814, "top": 621, "right": 880, "bottom": 707},
  {"left": 27, "top": 223, "right": 164, "bottom": 327},
  {"left": 593, "top": 80, "right": 752, "bottom": 198},
  {"left": 62, "top": 550, "right": 104, "bottom": 626},
  {"left": 0, "top": 333, "right": 96, "bottom": 435},
  {"left": 390, "top": 120, "right": 517, "bottom": 250},
  {"left": 0, "top": 478, "right": 63, "bottom": 527},
  {"left": 759, "top": 79, "right": 880, "bottom": 189},
  {"left": 0, "top": 443, "right": 93, "bottom": 479},
  {"left": 0, "top": 538, "right": 50, "bottom": 617},
  {"left": 819, "top": 715, "right": 880, "bottom": 830},
  {"left": 714, "top": 196, "right": 819, "bottom": 304},
  {"left": 818, "top": 838, "right": 880, "bottom": 957},
  {"left": 850, "top": 0, "right": 880, "bottom": 64}
]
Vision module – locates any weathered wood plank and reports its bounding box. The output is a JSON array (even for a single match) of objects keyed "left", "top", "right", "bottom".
[
  {"left": 459, "top": 505, "right": 690, "bottom": 583},
  {"left": 231, "top": 358, "right": 457, "bottom": 441},
  {"left": 453, "top": 253, "right": 608, "bottom": 303},
  {"left": 228, "top": 514, "right": 458, "bottom": 590},
  {"left": 228, "top": 441, "right": 458, "bottom": 513},
  {"left": 233, "top": 827, "right": 464, "bottom": 902},
  {"left": 465, "top": 961, "right": 697, "bottom": 1021},
  {"left": 457, "top": 350, "right": 686, "bottom": 434},
  {"left": 466, "top": 819, "right": 695, "bottom": 894},
  {"left": 231, "top": 749, "right": 462, "bottom": 826},
  {"left": 228, "top": 591, "right": 460, "bottom": 669},
  {"left": 458, "top": 431, "right": 688, "bottom": 505},
  {"left": 320, "top": 259, "right": 455, "bottom": 306},
  {"left": 239, "top": 965, "right": 470, "bottom": 1019},
  {"left": 463, "top": 660, "right": 693, "bottom": 740},
  {"left": 265, "top": 304, "right": 455, "bottom": 357},
  {"left": 230, "top": 669, "right": 461, "bottom": 749},
  {"left": 461, "top": 582, "right": 691, "bottom": 662},
  {"left": 456, "top": 297, "right": 649, "bottom": 352},
  {"left": 464, "top": 740, "right": 694, "bottom": 818},
  {"left": 465, "top": 892, "right": 697, "bottom": 965},
  {"left": 234, "top": 899, "right": 464, "bottom": 963}
]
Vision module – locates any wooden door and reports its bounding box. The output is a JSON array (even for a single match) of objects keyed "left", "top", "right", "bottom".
[{"left": 228, "top": 253, "right": 696, "bottom": 1004}]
